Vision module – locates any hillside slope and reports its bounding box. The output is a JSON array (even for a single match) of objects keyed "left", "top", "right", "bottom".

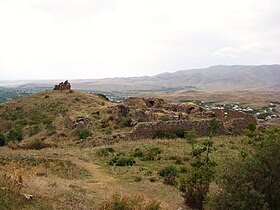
[{"left": 0, "top": 90, "right": 115, "bottom": 147}]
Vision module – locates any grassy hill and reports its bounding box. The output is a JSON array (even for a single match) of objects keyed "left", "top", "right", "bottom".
[
  {"left": 0, "top": 90, "right": 120, "bottom": 148},
  {"left": 0, "top": 90, "right": 279, "bottom": 209}
]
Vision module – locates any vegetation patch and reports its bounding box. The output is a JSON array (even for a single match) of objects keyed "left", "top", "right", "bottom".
[
  {"left": 99, "top": 192, "right": 162, "bottom": 210},
  {"left": 109, "top": 156, "right": 135, "bottom": 166}
]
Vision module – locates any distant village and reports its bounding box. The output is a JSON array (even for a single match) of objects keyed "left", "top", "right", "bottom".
[{"left": 196, "top": 100, "right": 280, "bottom": 122}]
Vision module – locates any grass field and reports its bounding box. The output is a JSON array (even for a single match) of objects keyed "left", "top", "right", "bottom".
[{"left": 0, "top": 134, "right": 255, "bottom": 209}]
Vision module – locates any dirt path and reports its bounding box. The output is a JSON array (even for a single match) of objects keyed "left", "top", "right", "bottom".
[{"left": 64, "top": 155, "right": 116, "bottom": 184}]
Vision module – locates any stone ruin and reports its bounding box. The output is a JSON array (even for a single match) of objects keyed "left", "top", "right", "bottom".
[
  {"left": 85, "top": 97, "right": 260, "bottom": 146},
  {"left": 66, "top": 116, "right": 91, "bottom": 129},
  {"left": 54, "top": 80, "right": 71, "bottom": 90}
]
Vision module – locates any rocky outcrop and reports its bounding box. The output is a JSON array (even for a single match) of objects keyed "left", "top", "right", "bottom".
[
  {"left": 54, "top": 80, "right": 71, "bottom": 90},
  {"left": 66, "top": 116, "right": 91, "bottom": 129},
  {"left": 112, "top": 105, "right": 130, "bottom": 118}
]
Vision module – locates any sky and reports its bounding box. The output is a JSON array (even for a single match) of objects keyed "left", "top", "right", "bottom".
[{"left": 0, "top": 0, "right": 279, "bottom": 80}]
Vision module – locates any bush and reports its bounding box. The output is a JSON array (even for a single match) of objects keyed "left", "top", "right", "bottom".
[
  {"left": 24, "top": 139, "right": 46, "bottom": 150},
  {"left": 185, "top": 184, "right": 209, "bottom": 209},
  {"left": 134, "top": 176, "right": 142, "bottom": 182},
  {"left": 210, "top": 129, "right": 280, "bottom": 210},
  {"left": 7, "top": 128, "right": 23, "bottom": 141},
  {"left": 179, "top": 166, "right": 188, "bottom": 173},
  {"left": 149, "top": 177, "right": 156, "bottom": 182},
  {"left": 109, "top": 156, "right": 135, "bottom": 166},
  {"left": 158, "top": 165, "right": 177, "bottom": 177},
  {"left": 184, "top": 160, "right": 216, "bottom": 209},
  {"left": 102, "top": 127, "right": 112, "bottom": 135},
  {"left": 79, "top": 128, "right": 91, "bottom": 139},
  {"left": 143, "top": 146, "right": 161, "bottom": 161},
  {"left": 175, "top": 158, "right": 183, "bottom": 165},
  {"left": 96, "top": 147, "right": 115, "bottom": 157},
  {"left": 163, "top": 174, "right": 177, "bottom": 186},
  {"left": 0, "top": 134, "right": 6, "bottom": 146},
  {"left": 179, "top": 179, "right": 187, "bottom": 192},
  {"left": 29, "top": 125, "right": 41, "bottom": 137},
  {"left": 247, "top": 123, "right": 256, "bottom": 131},
  {"left": 132, "top": 147, "right": 144, "bottom": 157},
  {"left": 99, "top": 193, "right": 162, "bottom": 210}
]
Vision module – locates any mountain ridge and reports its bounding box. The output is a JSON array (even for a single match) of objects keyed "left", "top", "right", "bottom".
[{"left": 1, "top": 64, "right": 280, "bottom": 92}]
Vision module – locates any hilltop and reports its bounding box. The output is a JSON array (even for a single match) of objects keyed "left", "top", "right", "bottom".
[
  {"left": 0, "top": 90, "right": 114, "bottom": 147},
  {"left": 0, "top": 89, "right": 259, "bottom": 148}
]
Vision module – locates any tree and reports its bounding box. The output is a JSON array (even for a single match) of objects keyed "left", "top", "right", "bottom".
[
  {"left": 184, "top": 160, "right": 216, "bottom": 209},
  {"left": 204, "top": 118, "right": 218, "bottom": 163},
  {"left": 210, "top": 129, "right": 280, "bottom": 210},
  {"left": 184, "top": 130, "right": 198, "bottom": 156}
]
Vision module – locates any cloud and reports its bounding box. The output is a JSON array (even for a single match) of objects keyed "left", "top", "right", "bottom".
[{"left": 0, "top": 0, "right": 279, "bottom": 80}]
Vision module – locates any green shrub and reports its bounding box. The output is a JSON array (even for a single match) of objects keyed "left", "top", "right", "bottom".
[
  {"left": 179, "top": 166, "right": 188, "bottom": 173},
  {"left": 7, "top": 128, "right": 23, "bottom": 141},
  {"left": 158, "top": 165, "right": 177, "bottom": 177},
  {"left": 163, "top": 174, "right": 177, "bottom": 186},
  {"left": 79, "top": 128, "right": 91, "bottom": 139},
  {"left": 29, "top": 125, "right": 41, "bottom": 137},
  {"left": 179, "top": 182, "right": 187, "bottom": 193},
  {"left": 99, "top": 192, "right": 162, "bottom": 210},
  {"left": 24, "top": 139, "right": 46, "bottom": 150},
  {"left": 134, "top": 176, "right": 142, "bottom": 182},
  {"left": 109, "top": 156, "right": 135, "bottom": 166},
  {"left": 144, "top": 170, "right": 152, "bottom": 176},
  {"left": 175, "top": 158, "right": 183, "bottom": 165},
  {"left": 247, "top": 123, "right": 256, "bottom": 131},
  {"left": 0, "top": 134, "right": 6, "bottom": 146},
  {"left": 184, "top": 160, "right": 216, "bottom": 209},
  {"left": 149, "top": 177, "right": 156, "bottom": 182},
  {"left": 132, "top": 147, "right": 144, "bottom": 157},
  {"left": 143, "top": 146, "right": 161, "bottom": 161},
  {"left": 185, "top": 184, "right": 209, "bottom": 209},
  {"left": 102, "top": 127, "right": 112, "bottom": 135},
  {"left": 210, "top": 129, "right": 280, "bottom": 210},
  {"left": 96, "top": 147, "right": 115, "bottom": 157}
]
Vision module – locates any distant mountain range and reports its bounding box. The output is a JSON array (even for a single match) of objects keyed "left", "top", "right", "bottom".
[{"left": 1, "top": 65, "right": 280, "bottom": 92}]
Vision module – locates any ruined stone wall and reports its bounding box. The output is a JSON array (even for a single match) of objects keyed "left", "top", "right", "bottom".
[
  {"left": 226, "top": 110, "right": 258, "bottom": 125},
  {"left": 225, "top": 118, "right": 249, "bottom": 135},
  {"left": 90, "top": 117, "right": 257, "bottom": 145},
  {"left": 54, "top": 80, "right": 71, "bottom": 90},
  {"left": 213, "top": 109, "right": 225, "bottom": 119},
  {"left": 128, "top": 120, "right": 229, "bottom": 139}
]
